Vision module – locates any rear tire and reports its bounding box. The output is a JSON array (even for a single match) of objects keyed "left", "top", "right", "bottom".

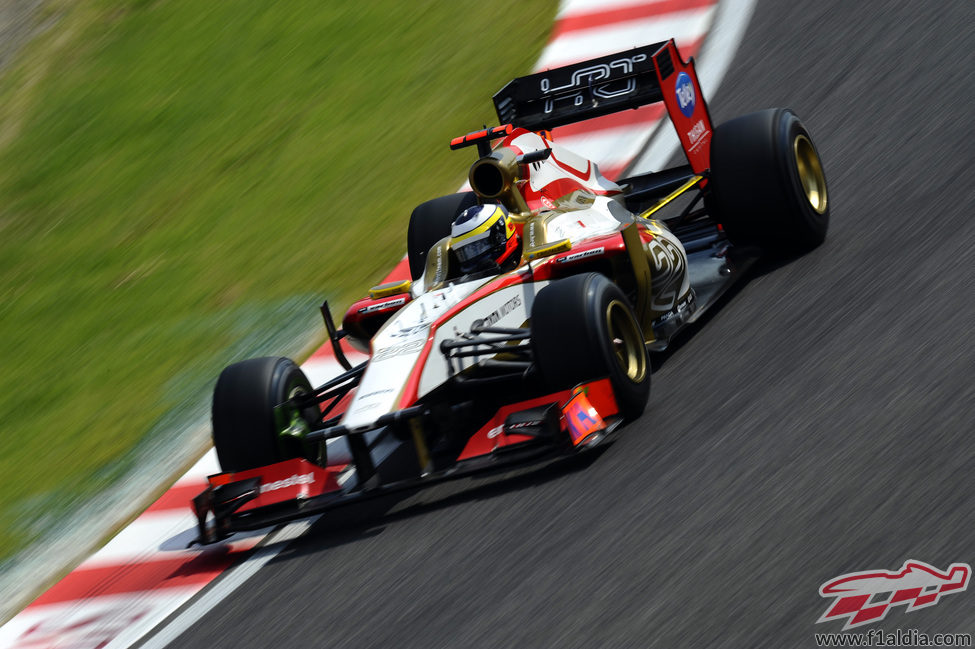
[
  {"left": 211, "top": 356, "right": 319, "bottom": 472},
  {"left": 531, "top": 273, "right": 650, "bottom": 420},
  {"left": 406, "top": 192, "right": 478, "bottom": 280},
  {"left": 708, "top": 108, "right": 829, "bottom": 252}
]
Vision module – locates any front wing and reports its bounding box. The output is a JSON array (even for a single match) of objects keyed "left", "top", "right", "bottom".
[{"left": 191, "top": 378, "right": 621, "bottom": 544}]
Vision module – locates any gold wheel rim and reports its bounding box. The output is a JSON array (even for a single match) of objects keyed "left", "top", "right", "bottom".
[
  {"left": 605, "top": 299, "right": 647, "bottom": 383},
  {"left": 794, "top": 134, "right": 828, "bottom": 214}
]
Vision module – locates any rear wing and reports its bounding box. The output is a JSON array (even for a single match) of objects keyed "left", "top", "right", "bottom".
[{"left": 492, "top": 39, "right": 713, "bottom": 173}]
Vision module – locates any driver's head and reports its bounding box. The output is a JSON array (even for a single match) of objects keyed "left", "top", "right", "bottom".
[{"left": 449, "top": 204, "right": 519, "bottom": 274}]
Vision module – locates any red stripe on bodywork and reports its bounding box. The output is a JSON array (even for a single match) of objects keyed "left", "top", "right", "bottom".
[{"left": 550, "top": 154, "right": 591, "bottom": 181}]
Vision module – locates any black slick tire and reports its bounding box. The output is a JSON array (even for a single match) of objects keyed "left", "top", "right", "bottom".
[
  {"left": 708, "top": 108, "right": 829, "bottom": 253},
  {"left": 211, "top": 356, "right": 318, "bottom": 472},
  {"left": 531, "top": 273, "right": 651, "bottom": 420}
]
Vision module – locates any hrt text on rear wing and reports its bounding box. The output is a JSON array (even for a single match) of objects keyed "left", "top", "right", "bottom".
[{"left": 492, "top": 39, "right": 713, "bottom": 174}]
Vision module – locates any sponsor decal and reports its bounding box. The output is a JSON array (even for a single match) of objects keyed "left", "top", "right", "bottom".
[
  {"left": 674, "top": 71, "right": 695, "bottom": 118},
  {"left": 357, "top": 296, "right": 407, "bottom": 314},
  {"left": 646, "top": 234, "right": 686, "bottom": 313},
  {"left": 556, "top": 247, "right": 604, "bottom": 264},
  {"left": 356, "top": 388, "right": 394, "bottom": 400},
  {"left": 506, "top": 420, "right": 542, "bottom": 430},
  {"left": 564, "top": 391, "right": 605, "bottom": 445},
  {"left": 373, "top": 339, "right": 426, "bottom": 361},
  {"left": 527, "top": 220, "right": 541, "bottom": 248},
  {"left": 487, "top": 424, "right": 504, "bottom": 439},
  {"left": 568, "top": 191, "right": 595, "bottom": 207},
  {"left": 389, "top": 323, "right": 429, "bottom": 339},
  {"left": 686, "top": 119, "right": 707, "bottom": 147},
  {"left": 541, "top": 196, "right": 557, "bottom": 210},
  {"left": 351, "top": 402, "right": 380, "bottom": 412},
  {"left": 260, "top": 472, "right": 315, "bottom": 494},
  {"left": 433, "top": 246, "right": 444, "bottom": 284},
  {"left": 817, "top": 560, "right": 971, "bottom": 630},
  {"left": 389, "top": 290, "right": 450, "bottom": 339},
  {"left": 472, "top": 295, "right": 522, "bottom": 331}
]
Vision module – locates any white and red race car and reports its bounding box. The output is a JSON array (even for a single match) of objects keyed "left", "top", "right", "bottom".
[{"left": 192, "top": 39, "right": 829, "bottom": 542}]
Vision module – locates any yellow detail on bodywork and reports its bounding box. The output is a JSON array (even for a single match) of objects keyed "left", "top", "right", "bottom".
[
  {"left": 637, "top": 175, "right": 704, "bottom": 220},
  {"left": 525, "top": 238, "right": 571, "bottom": 261},
  {"left": 369, "top": 279, "right": 412, "bottom": 299}
]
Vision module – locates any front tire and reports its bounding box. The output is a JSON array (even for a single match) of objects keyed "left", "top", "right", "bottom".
[
  {"left": 531, "top": 273, "right": 651, "bottom": 420},
  {"left": 708, "top": 108, "right": 829, "bottom": 252},
  {"left": 211, "top": 356, "right": 319, "bottom": 472}
]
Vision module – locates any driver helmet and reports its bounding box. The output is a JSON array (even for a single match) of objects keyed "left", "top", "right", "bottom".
[{"left": 449, "top": 204, "right": 519, "bottom": 274}]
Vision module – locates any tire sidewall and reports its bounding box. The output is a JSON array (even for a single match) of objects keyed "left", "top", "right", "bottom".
[
  {"left": 708, "top": 108, "right": 829, "bottom": 252},
  {"left": 774, "top": 111, "right": 829, "bottom": 247},
  {"left": 532, "top": 273, "right": 650, "bottom": 420}
]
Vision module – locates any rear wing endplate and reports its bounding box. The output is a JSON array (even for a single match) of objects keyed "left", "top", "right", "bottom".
[{"left": 492, "top": 39, "right": 713, "bottom": 173}]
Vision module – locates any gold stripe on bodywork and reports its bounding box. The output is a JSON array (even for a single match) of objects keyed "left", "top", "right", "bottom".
[
  {"left": 621, "top": 223, "right": 654, "bottom": 343},
  {"left": 410, "top": 417, "right": 432, "bottom": 475}
]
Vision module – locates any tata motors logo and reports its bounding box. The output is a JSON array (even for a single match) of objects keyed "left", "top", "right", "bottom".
[
  {"left": 817, "top": 560, "right": 971, "bottom": 630},
  {"left": 674, "top": 71, "right": 695, "bottom": 117}
]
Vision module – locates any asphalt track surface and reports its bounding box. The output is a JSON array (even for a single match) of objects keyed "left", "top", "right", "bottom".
[{"left": 168, "top": 2, "right": 975, "bottom": 647}]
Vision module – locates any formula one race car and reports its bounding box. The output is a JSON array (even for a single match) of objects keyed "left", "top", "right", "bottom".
[{"left": 192, "top": 39, "right": 829, "bottom": 543}]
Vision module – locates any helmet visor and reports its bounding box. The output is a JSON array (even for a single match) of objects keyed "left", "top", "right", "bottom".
[{"left": 454, "top": 219, "right": 507, "bottom": 266}]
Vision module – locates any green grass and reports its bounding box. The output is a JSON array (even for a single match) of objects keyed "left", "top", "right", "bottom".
[{"left": 0, "top": 0, "right": 557, "bottom": 560}]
